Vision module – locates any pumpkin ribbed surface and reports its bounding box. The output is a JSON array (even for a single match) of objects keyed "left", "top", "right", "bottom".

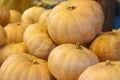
[
  {"left": 23, "top": 23, "right": 56, "bottom": 59},
  {"left": 79, "top": 61, "right": 120, "bottom": 80},
  {"left": 48, "top": 44, "right": 99, "bottom": 80},
  {"left": 0, "top": 53, "right": 55, "bottom": 80},
  {"left": 47, "top": 0, "right": 104, "bottom": 45}
]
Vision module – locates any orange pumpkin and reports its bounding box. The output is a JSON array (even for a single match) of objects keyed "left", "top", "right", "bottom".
[
  {"left": 0, "top": 42, "right": 27, "bottom": 64},
  {"left": 90, "top": 29, "right": 120, "bottom": 61},
  {"left": 47, "top": 0, "right": 104, "bottom": 45},
  {"left": 48, "top": 44, "right": 99, "bottom": 80},
  {"left": 0, "top": 5, "right": 10, "bottom": 26},
  {"left": 9, "top": 10, "right": 21, "bottom": 23},
  {"left": 0, "top": 25, "right": 7, "bottom": 46},
  {"left": 4, "top": 22, "right": 30, "bottom": 43},
  {"left": 0, "top": 53, "right": 55, "bottom": 80}
]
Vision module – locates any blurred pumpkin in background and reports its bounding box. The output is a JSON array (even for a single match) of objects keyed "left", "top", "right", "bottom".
[{"left": 0, "top": 0, "right": 33, "bottom": 13}]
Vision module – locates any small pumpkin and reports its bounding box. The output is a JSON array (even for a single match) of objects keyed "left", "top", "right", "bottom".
[
  {"left": 0, "top": 53, "right": 55, "bottom": 80},
  {"left": 0, "top": 5, "right": 10, "bottom": 26},
  {"left": 0, "top": 42, "right": 27, "bottom": 64},
  {"left": 78, "top": 60, "right": 120, "bottom": 80},
  {"left": 22, "top": 6, "right": 46, "bottom": 24},
  {"left": 39, "top": 9, "right": 52, "bottom": 25},
  {"left": 90, "top": 29, "right": 120, "bottom": 61},
  {"left": 23, "top": 23, "right": 56, "bottom": 59},
  {"left": 48, "top": 44, "right": 99, "bottom": 80},
  {"left": 47, "top": 0, "right": 104, "bottom": 45},
  {"left": 0, "top": 25, "right": 7, "bottom": 46},
  {"left": 4, "top": 22, "right": 30, "bottom": 43},
  {"left": 9, "top": 10, "right": 21, "bottom": 23}
]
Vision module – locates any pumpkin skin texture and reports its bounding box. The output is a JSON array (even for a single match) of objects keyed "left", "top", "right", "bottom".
[
  {"left": 9, "top": 10, "right": 21, "bottom": 23},
  {"left": 48, "top": 44, "right": 99, "bottom": 80},
  {"left": 78, "top": 61, "right": 120, "bottom": 80},
  {"left": 0, "top": 5, "right": 10, "bottom": 26},
  {"left": 0, "top": 42, "right": 27, "bottom": 64},
  {"left": 47, "top": 0, "right": 104, "bottom": 45},
  {"left": 0, "top": 53, "right": 55, "bottom": 80},
  {"left": 4, "top": 22, "right": 29, "bottom": 43},
  {"left": 22, "top": 6, "right": 46, "bottom": 24},
  {"left": 90, "top": 30, "right": 120, "bottom": 61},
  {"left": 23, "top": 23, "right": 56, "bottom": 59},
  {"left": 39, "top": 9, "right": 52, "bottom": 25},
  {"left": 0, "top": 25, "right": 7, "bottom": 46},
  {"left": 0, "top": 0, "right": 33, "bottom": 13}
]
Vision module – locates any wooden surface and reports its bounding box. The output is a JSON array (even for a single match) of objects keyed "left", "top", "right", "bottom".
[{"left": 99, "top": 0, "right": 116, "bottom": 32}]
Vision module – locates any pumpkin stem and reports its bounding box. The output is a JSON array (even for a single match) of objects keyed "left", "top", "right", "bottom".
[
  {"left": 76, "top": 42, "right": 82, "bottom": 49},
  {"left": 68, "top": 6, "right": 76, "bottom": 11},
  {"left": 106, "top": 60, "right": 114, "bottom": 66},
  {"left": 17, "top": 23, "right": 21, "bottom": 25},
  {"left": 29, "top": 59, "right": 39, "bottom": 65}
]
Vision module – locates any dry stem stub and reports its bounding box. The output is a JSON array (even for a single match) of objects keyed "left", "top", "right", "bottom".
[
  {"left": 68, "top": 6, "right": 76, "bottom": 11},
  {"left": 76, "top": 42, "right": 82, "bottom": 49}
]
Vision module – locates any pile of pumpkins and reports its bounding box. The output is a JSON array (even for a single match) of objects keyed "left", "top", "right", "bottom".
[{"left": 0, "top": 0, "right": 120, "bottom": 80}]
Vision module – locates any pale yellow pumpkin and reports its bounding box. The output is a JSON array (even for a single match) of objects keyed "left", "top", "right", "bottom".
[
  {"left": 23, "top": 23, "right": 56, "bottom": 59},
  {"left": 48, "top": 44, "right": 99, "bottom": 80},
  {"left": 9, "top": 10, "right": 21, "bottom": 23},
  {"left": 0, "top": 53, "right": 55, "bottom": 80},
  {"left": 47, "top": 0, "right": 104, "bottom": 45},
  {"left": 0, "top": 25, "right": 7, "bottom": 46},
  {"left": 0, "top": 42, "right": 27, "bottom": 64},
  {"left": 90, "top": 30, "right": 120, "bottom": 61},
  {"left": 0, "top": 5, "right": 10, "bottom": 26},
  {"left": 39, "top": 9, "right": 52, "bottom": 25},
  {"left": 4, "top": 22, "right": 30, "bottom": 43},
  {"left": 79, "top": 61, "right": 120, "bottom": 80},
  {"left": 22, "top": 6, "right": 46, "bottom": 24}
]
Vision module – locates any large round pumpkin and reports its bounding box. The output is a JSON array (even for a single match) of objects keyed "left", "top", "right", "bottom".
[
  {"left": 0, "top": 42, "right": 27, "bottom": 64},
  {"left": 0, "top": 53, "right": 55, "bottom": 80},
  {"left": 90, "top": 30, "right": 120, "bottom": 61},
  {"left": 0, "top": 25, "right": 7, "bottom": 46},
  {"left": 48, "top": 44, "right": 99, "bottom": 80},
  {"left": 23, "top": 23, "right": 56, "bottom": 59},
  {"left": 9, "top": 10, "right": 21, "bottom": 23},
  {"left": 39, "top": 9, "right": 52, "bottom": 25},
  {"left": 4, "top": 22, "right": 30, "bottom": 43},
  {"left": 22, "top": 6, "right": 46, "bottom": 24},
  {"left": 78, "top": 60, "right": 120, "bottom": 80},
  {"left": 0, "top": 5, "right": 10, "bottom": 26},
  {"left": 47, "top": 0, "right": 104, "bottom": 45}
]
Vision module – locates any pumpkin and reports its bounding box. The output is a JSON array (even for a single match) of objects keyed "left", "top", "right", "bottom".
[
  {"left": 48, "top": 44, "right": 99, "bottom": 80},
  {"left": 78, "top": 60, "right": 120, "bottom": 80},
  {"left": 0, "top": 42, "right": 27, "bottom": 64},
  {"left": 47, "top": 0, "right": 104, "bottom": 45},
  {"left": 39, "top": 9, "right": 52, "bottom": 25},
  {"left": 0, "top": 25, "right": 7, "bottom": 46},
  {"left": 0, "top": 53, "right": 55, "bottom": 80},
  {"left": 23, "top": 23, "right": 56, "bottom": 59},
  {"left": 22, "top": 6, "right": 46, "bottom": 24},
  {"left": 4, "top": 22, "right": 30, "bottom": 43},
  {"left": 9, "top": 10, "right": 21, "bottom": 23},
  {"left": 0, "top": 5, "right": 10, "bottom": 26},
  {"left": 90, "top": 30, "right": 120, "bottom": 61},
  {"left": 0, "top": 0, "right": 33, "bottom": 13}
]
